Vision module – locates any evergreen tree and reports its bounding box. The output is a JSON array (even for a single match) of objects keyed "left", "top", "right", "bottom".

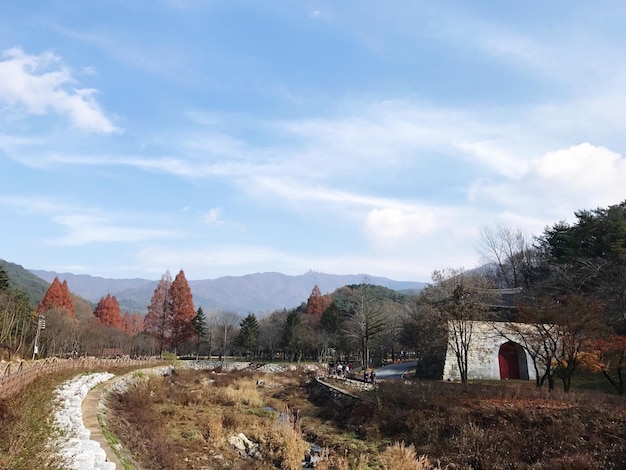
[
  {"left": 236, "top": 313, "right": 260, "bottom": 356},
  {"left": 191, "top": 307, "right": 208, "bottom": 357},
  {"left": 320, "top": 300, "right": 345, "bottom": 334},
  {"left": 0, "top": 265, "right": 10, "bottom": 292},
  {"left": 281, "top": 310, "right": 303, "bottom": 361}
]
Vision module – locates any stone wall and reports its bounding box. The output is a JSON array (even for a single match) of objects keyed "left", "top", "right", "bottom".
[{"left": 442, "top": 321, "right": 544, "bottom": 381}]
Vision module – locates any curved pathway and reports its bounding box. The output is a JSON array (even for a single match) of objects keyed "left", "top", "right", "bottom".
[
  {"left": 81, "top": 378, "right": 125, "bottom": 469},
  {"left": 373, "top": 361, "right": 417, "bottom": 380}
]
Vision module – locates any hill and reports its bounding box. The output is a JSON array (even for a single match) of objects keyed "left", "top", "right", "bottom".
[
  {"left": 0, "top": 259, "right": 51, "bottom": 307},
  {"left": 0, "top": 259, "right": 103, "bottom": 321},
  {"left": 29, "top": 269, "right": 426, "bottom": 315}
]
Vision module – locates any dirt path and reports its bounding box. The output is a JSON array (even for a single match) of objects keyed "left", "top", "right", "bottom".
[{"left": 81, "top": 377, "right": 126, "bottom": 469}]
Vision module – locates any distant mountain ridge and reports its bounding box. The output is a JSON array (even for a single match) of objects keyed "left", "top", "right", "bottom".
[{"left": 29, "top": 269, "right": 426, "bottom": 315}]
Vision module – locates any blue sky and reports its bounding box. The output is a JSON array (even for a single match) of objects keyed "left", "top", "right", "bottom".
[{"left": 2, "top": 1, "right": 626, "bottom": 282}]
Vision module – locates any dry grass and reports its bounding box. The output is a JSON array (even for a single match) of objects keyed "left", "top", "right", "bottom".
[
  {"left": 379, "top": 442, "right": 446, "bottom": 470},
  {"left": 215, "top": 377, "right": 265, "bottom": 407},
  {"left": 0, "top": 366, "right": 144, "bottom": 470},
  {"left": 0, "top": 371, "right": 77, "bottom": 470},
  {"left": 106, "top": 366, "right": 626, "bottom": 469},
  {"left": 107, "top": 368, "right": 316, "bottom": 469}
]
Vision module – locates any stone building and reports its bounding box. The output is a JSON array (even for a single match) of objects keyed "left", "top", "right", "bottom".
[{"left": 442, "top": 321, "right": 544, "bottom": 381}]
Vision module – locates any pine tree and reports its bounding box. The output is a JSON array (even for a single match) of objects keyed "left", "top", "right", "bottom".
[
  {"left": 37, "top": 276, "right": 75, "bottom": 316},
  {"left": 94, "top": 294, "right": 123, "bottom": 329},
  {"left": 169, "top": 269, "right": 196, "bottom": 351},
  {"left": 236, "top": 313, "right": 260, "bottom": 356},
  {"left": 191, "top": 307, "right": 208, "bottom": 357},
  {"left": 0, "top": 265, "right": 10, "bottom": 292},
  {"left": 144, "top": 271, "right": 173, "bottom": 355},
  {"left": 281, "top": 310, "right": 303, "bottom": 361}
]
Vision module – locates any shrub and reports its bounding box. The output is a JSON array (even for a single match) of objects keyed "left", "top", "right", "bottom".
[{"left": 379, "top": 442, "right": 445, "bottom": 470}]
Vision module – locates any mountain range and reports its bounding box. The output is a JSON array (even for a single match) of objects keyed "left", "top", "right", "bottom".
[{"left": 29, "top": 269, "right": 426, "bottom": 316}]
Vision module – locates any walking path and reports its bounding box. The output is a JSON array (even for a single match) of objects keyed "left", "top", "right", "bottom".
[{"left": 81, "top": 377, "right": 126, "bottom": 469}]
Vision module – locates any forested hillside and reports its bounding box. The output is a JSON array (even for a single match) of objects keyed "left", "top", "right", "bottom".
[{"left": 0, "top": 259, "right": 50, "bottom": 307}]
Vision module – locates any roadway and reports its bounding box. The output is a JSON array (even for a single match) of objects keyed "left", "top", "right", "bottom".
[{"left": 373, "top": 361, "right": 417, "bottom": 380}]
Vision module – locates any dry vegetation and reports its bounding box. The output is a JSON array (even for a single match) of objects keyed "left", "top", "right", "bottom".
[
  {"left": 320, "top": 380, "right": 626, "bottom": 469},
  {"left": 107, "top": 367, "right": 316, "bottom": 469},
  {"left": 0, "top": 370, "right": 78, "bottom": 470},
  {"left": 105, "top": 367, "right": 626, "bottom": 469},
  {"left": 0, "top": 364, "right": 165, "bottom": 470}
]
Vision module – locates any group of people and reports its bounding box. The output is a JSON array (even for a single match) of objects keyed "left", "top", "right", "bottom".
[
  {"left": 330, "top": 361, "right": 354, "bottom": 377},
  {"left": 327, "top": 361, "right": 377, "bottom": 384},
  {"left": 363, "top": 369, "right": 376, "bottom": 384}
]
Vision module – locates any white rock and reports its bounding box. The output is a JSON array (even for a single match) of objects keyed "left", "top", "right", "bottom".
[{"left": 51, "top": 372, "right": 116, "bottom": 469}]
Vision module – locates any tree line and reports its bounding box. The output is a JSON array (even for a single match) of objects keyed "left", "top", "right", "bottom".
[{"left": 1, "top": 200, "right": 626, "bottom": 395}]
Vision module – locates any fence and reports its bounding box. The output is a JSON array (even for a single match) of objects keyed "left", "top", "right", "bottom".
[{"left": 0, "top": 356, "right": 161, "bottom": 398}]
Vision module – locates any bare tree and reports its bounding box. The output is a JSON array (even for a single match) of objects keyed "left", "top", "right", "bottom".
[
  {"left": 0, "top": 290, "right": 32, "bottom": 360},
  {"left": 478, "top": 223, "right": 537, "bottom": 289},
  {"left": 516, "top": 294, "right": 606, "bottom": 391},
  {"left": 216, "top": 311, "right": 241, "bottom": 360},
  {"left": 260, "top": 310, "right": 289, "bottom": 360},
  {"left": 423, "top": 268, "right": 495, "bottom": 388},
  {"left": 346, "top": 284, "right": 386, "bottom": 369},
  {"left": 39, "top": 308, "right": 79, "bottom": 357}
]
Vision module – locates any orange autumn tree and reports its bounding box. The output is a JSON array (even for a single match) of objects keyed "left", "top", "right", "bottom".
[
  {"left": 144, "top": 271, "right": 173, "bottom": 355},
  {"left": 37, "top": 276, "right": 75, "bottom": 316},
  {"left": 144, "top": 269, "right": 197, "bottom": 355},
  {"left": 305, "top": 285, "right": 332, "bottom": 316},
  {"left": 121, "top": 312, "right": 144, "bottom": 336},
  {"left": 94, "top": 294, "right": 123, "bottom": 329},
  {"left": 583, "top": 335, "right": 626, "bottom": 395},
  {"left": 169, "top": 269, "right": 196, "bottom": 352}
]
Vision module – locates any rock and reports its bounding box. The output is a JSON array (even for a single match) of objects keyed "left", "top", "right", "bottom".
[
  {"left": 51, "top": 372, "right": 116, "bottom": 469},
  {"left": 228, "top": 432, "right": 261, "bottom": 459}
]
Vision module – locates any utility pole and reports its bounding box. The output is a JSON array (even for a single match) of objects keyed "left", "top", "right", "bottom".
[{"left": 32, "top": 314, "right": 46, "bottom": 360}]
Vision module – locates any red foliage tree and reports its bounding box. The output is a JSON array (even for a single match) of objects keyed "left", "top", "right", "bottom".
[
  {"left": 169, "top": 269, "right": 196, "bottom": 351},
  {"left": 305, "top": 285, "right": 332, "bottom": 316},
  {"left": 144, "top": 271, "right": 173, "bottom": 355},
  {"left": 122, "top": 312, "right": 144, "bottom": 336},
  {"left": 94, "top": 294, "right": 123, "bottom": 329},
  {"left": 37, "top": 276, "right": 75, "bottom": 317}
]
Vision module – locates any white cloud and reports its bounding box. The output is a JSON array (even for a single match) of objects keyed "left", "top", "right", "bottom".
[
  {"left": 363, "top": 207, "right": 439, "bottom": 246},
  {"left": 532, "top": 143, "right": 624, "bottom": 185},
  {"left": 202, "top": 208, "right": 224, "bottom": 225},
  {"left": 472, "top": 143, "right": 626, "bottom": 229},
  {"left": 48, "top": 214, "right": 180, "bottom": 246},
  {"left": 1, "top": 195, "right": 179, "bottom": 246},
  {"left": 454, "top": 140, "right": 529, "bottom": 180},
  {"left": 0, "top": 47, "right": 118, "bottom": 133}
]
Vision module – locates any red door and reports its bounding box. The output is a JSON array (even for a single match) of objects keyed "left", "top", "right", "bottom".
[{"left": 498, "top": 342, "right": 520, "bottom": 379}]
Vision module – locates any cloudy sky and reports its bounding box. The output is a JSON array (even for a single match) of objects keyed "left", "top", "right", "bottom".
[{"left": 1, "top": 1, "right": 625, "bottom": 282}]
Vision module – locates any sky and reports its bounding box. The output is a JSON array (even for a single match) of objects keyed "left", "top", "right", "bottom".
[{"left": 1, "top": 1, "right": 626, "bottom": 283}]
